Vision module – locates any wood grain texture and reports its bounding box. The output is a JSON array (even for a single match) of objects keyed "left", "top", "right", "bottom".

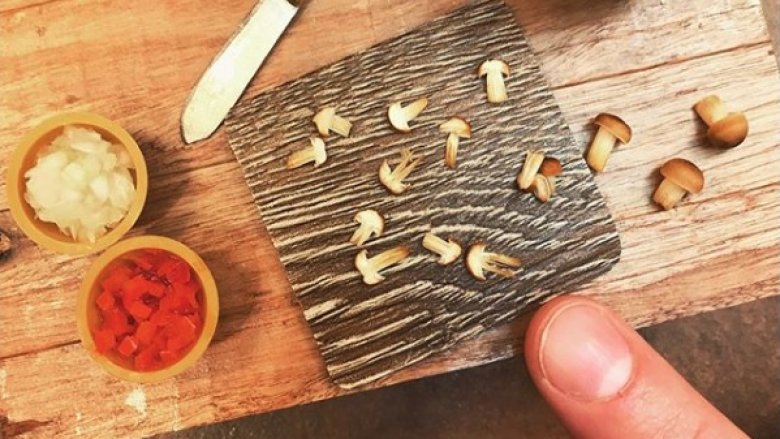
[
  {"left": 0, "top": 0, "right": 778, "bottom": 436},
  {"left": 225, "top": 0, "right": 621, "bottom": 388}
]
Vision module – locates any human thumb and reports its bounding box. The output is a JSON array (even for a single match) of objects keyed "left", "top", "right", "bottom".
[{"left": 524, "top": 296, "right": 748, "bottom": 439}]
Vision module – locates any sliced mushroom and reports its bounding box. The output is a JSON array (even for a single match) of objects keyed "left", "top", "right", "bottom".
[
  {"left": 530, "top": 174, "right": 554, "bottom": 203},
  {"left": 652, "top": 158, "right": 704, "bottom": 210},
  {"left": 540, "top": 157, "right": 562, "bottom": 177},
  {"left": 694, "top": 95, "right": 748, "bottom": 148},
  {"left": 388, "top": 98, "right": 429, "bottom": 132},
  {"left": 286, "top": 137, "right": 327, "bottom": 169},
  {"left": 313, "top": 107, "right": 352, "bottom": 137},
  {"left": 350, "top": 210, "right": 385, "bottom": 246},
  {"left": 517, "top": 149, "right": 545, "bottom": 190},
  {"left": 586, "top": 113, "right": 632, "bottom": 173},
  {"left": 466, "top": 243, "right": 521, "bottom": 281},
  {"left": 379, "top": 148, "right": 422, "bottom": 195},
  {"left": 422, "top": 233, "right": 462, "bottom": 265},
  {"left": 478, "top": 60, "right": 510, "bottom": 103},
  {"left": 355, "top": 245, "right": 410, "bottom": 285},
  {"left": 439, "top": 117, "right": 472, "bottom": 169}
]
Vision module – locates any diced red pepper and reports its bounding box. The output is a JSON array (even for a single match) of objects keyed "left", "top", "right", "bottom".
[
  {"left": 101, "top": 265, "right": 133, "bottom": 294},
  {"left": 93, "top": 328, "right": 116, "bottom": 353},
  {"left": 127, "top": 301, "right": 153, "bottom": 321},
  {"left": 93, "top": 249, "right": 205, "bottom": 372},
  {"left": 134, "top": 348, "right": 161, "bottom": 371},
  {"left": 150, "top": 309, "right": 173, "bottom": 327},
  {"left": 123, "top": 274, "right": 150, "bottom": 299},
  {"left": 95, "top": 290, "right": 115, "bottom": 311},
  {"left": 135, "top": 321, "right": 157, "bottom": 346},
  {"left": 117, "top": 336, "right": 139, "bottom": 357},
  {"left": 102, "top": 307, "right": 132, "bottom": 336},
  {"left": 147, "top": 280, "right": 166, "bottom": 298},
  {"left": 166, "top": 260, "right": 191, "bottom": 284},
  {"left": 159, "top": 350, "right": 179, "bottom": 366}
]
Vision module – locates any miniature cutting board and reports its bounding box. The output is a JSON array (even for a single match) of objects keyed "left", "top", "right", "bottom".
[{"left": 225, "top": 0, "right": 621, "bottom": 388}]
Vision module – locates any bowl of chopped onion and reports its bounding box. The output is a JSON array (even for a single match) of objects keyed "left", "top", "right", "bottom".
[{"left": 6, "top": 112, "right": 148, "bottom": 255}]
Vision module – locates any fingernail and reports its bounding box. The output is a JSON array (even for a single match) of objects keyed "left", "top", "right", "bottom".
[{"left": 538, "top": 303, "right": 634, "bottom": 401}]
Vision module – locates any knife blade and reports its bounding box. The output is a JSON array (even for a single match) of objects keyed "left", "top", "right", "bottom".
[{"left": 181, "top": 0, "right": 299, "bottom": 144}]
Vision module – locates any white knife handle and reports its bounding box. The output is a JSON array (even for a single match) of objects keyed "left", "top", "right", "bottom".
[{"left": 181, "top": 0, "right": 298, "bottom": 144}]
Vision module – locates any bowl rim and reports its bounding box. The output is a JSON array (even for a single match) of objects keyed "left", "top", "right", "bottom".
[
  {"left": 76, "top": 235, "right": 219, "bottom": 383},
  {"left": 6, "top": 112, "right": 149, "bottom": 255}
]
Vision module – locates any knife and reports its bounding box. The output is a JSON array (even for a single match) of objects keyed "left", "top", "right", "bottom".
[{"left": 181, "top": 0, "right": 299, "bottom": 144}]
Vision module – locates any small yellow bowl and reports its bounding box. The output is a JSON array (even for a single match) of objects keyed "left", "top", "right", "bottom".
[
  {"left": 76, "top": 236, "right": 219, "bottom": 383},
  {"left": 6, "top": 112, "right": 148, "bottom": 255}
]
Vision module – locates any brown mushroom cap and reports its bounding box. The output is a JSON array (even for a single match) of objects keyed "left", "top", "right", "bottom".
[
  {"left": 594, "top": 113, "right": 632, "bottom": 144},
  {"left": 707, "top": 112, "right": 748, "bottom": 148},
  {"left": 660, "top": 158, "right": 704, "bottom": 193}
]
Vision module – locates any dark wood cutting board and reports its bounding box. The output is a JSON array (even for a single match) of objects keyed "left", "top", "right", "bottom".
[{"left": 225, "top": 0, "right": 621, "bottom": 389}]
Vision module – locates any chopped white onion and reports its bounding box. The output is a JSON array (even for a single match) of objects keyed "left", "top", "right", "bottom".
[{"left": 24, "top": 126, "right": 137, "bottom": 244}]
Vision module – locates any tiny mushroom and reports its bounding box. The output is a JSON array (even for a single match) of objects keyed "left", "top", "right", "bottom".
[
  {"left": 478, "top": 60, "right": 510, "bottom": 104},
  {"left": 422, "top": 233, "right": 462, "bottom": 265},
  {"left": 379, "top": 148, "right": 423, "bottom": 195},
  {"left": 355, "top": 245, "right": 410, "bottom": 285},
  {"left": 313, "top": 107, "right": 352, "bottom": 138},
  {"left": 388, "top": 98, "right": 429, "bottom": 132},
  {"left": 350, "top": 210, "right": 385, "bottom": 246},
  {"left": 465, "top": 243, "right": 522, "bottom": 281},
  {"left": 517, "top": 149, "right": 545, "bottom": 190},
  {"left": 286, "top": 137, "right": 327, "bottom": 169},
  {"left": 652, "top": 158, "right": 704, "bottom": 210},
  {"left": 586, "top": 113, "right": 632, "bottom": 173},
  {"left": 530, "top": 174, "right": 554, "bottom": 203},
  {"left": 694, "top": 95, "right": 749, "bottom": 148},
  {"left": 439, "top": 117, "right": 472, "bottom": 169}
]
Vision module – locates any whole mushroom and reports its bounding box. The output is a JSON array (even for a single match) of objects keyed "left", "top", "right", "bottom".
[
  {"left": 586, "top": 113, "right": 632, "bottom": 173},
  {"left": 694, "top": 95, "right": 749, "bottom": 148},
  {"left": 652, "top": 158, "right": 704, "bottom": 210}
]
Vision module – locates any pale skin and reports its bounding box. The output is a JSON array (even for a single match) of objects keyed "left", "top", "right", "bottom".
[{"left": 525, "top": 296, "right": 749, "bottom": 439}]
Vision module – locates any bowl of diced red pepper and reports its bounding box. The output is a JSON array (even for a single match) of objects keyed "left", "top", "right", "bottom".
[{"left": 77, "top": 235, "right": 218, "bottom": 383}]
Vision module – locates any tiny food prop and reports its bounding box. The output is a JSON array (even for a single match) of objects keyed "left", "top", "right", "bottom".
[
  {"left": 350, "top": 210, "right": 385, "bottom": 246},
  {"left": 355, "top": 245, "right": 410, "bottom": 285},
  {"left": 422, "top": 233, "right": 462, "bottom": 265},
  {"left": 465, "top": 242, "right": 522, "bottom": 281},
  {"left": 379, "top": 148, "right": 423, "bottom": 195},
  {"left": 652, "top": 158, "right": 704, "bottom": 210},
  {"left": 586, "top": 113, "right": 632, "bottom": 173},
  {"left": 92, "top": 249, "right": 204, "bottom": 371},
  {"left": 693, "top": 95, "right": 749, "bottom": 148},
  {"left": 478, "top": 60, "right": 510, "bottom": 104},
  {"left": 287, "top": 137, "right": 327, "bottom": 169},
  {"left": 439, "top": 117, "right": 472, "bottom": 169},
  {"left": 388, "top": 98, "right": 429, "bottom": 132},
  {"left": 24, "top": 126, "right": 136, "bottom": 244},
  {"left": 313, "top": 107, "right": 353, "bottom": 138}
]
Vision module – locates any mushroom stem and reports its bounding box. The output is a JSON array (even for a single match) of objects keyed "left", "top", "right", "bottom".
[
  {"left": 483, "top": 253, "right": 522, "bottom": 278},
  {"left": 586, "top": 128, "right": 616, "bottom": 173},
  {"left": 445, "top": 133, "right": 459, "bottom": 169},
  {"left": 530, "top": 174, "right": 553, "bottom": 203},
  {"left": 486, "top": 70, "right": 507, "bottom": 103},
  {"left": 652, "top": 178, "right": 687, "bottom": 211},
  {"left": 402, "top": 98, "right": 428, "bottom": 121},
  {"left": 517, "top": 150, "right": 545, "bottom": 190},
  {"left": 330, "top": 115, "right": 353, "bottom": 137}
]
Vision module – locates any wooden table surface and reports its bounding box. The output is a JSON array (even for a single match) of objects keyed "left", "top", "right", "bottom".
[{"left": 1, "top": 0, "right": 778, "bottom": 437}]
